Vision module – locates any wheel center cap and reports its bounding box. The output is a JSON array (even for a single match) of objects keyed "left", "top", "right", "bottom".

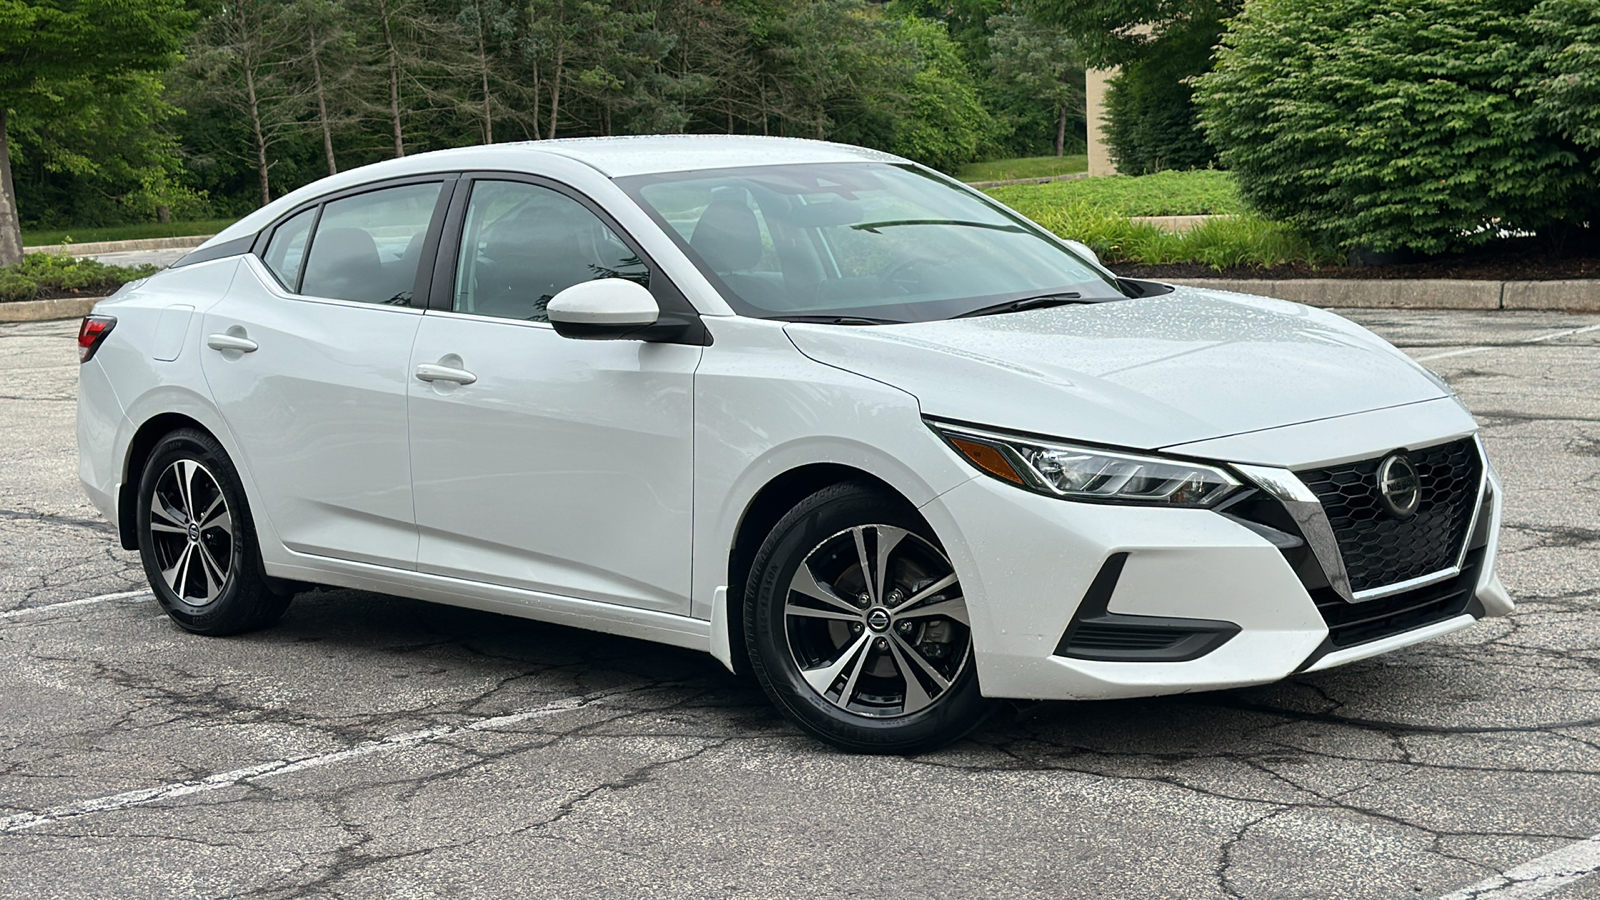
[
  {"left": 865, "top": 607, "right": 891, "bottom": 633},
  {"left": 187, "top": 521, "right": 201, "bottom": 543}
]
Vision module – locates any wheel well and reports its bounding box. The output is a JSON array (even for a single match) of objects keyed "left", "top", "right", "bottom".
[
  {"left": 724, "top": 464, "right": 902, "bottom": 676},
  {"left": 118, "top": 413, "right": 213, "bottom": 551}
]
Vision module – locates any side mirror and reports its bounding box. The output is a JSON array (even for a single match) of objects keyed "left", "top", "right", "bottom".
[{"left": 546, "top": 278, "right": 660, "bottom": 341}]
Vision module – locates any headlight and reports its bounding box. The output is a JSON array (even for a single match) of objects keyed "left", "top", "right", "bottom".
[{"left": 930, "top": 421, "right": 1240, "bottom": 508}]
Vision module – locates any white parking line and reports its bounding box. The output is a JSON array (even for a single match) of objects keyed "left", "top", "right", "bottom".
[
  {"left": 1417, "top": 322, "right": 1600, "bottom": 362},
  {"left": 0, "top": 691, "right": 605, "bottom": 834},
  {"left": 1439, "top": 833, "right": 1600, "bottom": 899},
  {"left": 0, "top": 590, "right": 151, "bottom": 621}
]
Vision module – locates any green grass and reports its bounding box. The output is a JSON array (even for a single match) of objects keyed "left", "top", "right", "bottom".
[
  {"left": 21, "top": 218, "right": 234, "bottom": 248},
  {"left": 998, "top": 196, "right": 1340, "bottom": 269},
  {"left": 0, "top": 253, "right": 159, "bottom": 303},
  {"left": 986, "top": 169, "right": 1243, "bottom": 217},
  {"left": 957, "top": 155, "right": 1088, "bottom": 183}
]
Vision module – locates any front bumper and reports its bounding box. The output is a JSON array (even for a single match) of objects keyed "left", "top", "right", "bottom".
[{"left": 918, "top": 430, "right": 1508, "bottom": 702}]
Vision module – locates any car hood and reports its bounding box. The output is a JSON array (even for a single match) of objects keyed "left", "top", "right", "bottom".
[{"left": 783, "top": 287, "right": 1449, "bottom": 450}]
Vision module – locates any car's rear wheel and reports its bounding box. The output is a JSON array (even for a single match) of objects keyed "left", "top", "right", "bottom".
[
  {"left": 136, "top": 429, "right": 289, "bottom": 635},
  {"left": 745, "top": 482, "right": 989, "bottom": 753}
]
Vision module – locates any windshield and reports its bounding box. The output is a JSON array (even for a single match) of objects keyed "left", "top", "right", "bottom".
[{"left": 618, "top": 162, "right": 1124, "bottom": 323}]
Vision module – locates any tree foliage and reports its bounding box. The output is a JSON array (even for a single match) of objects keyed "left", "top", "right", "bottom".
[
  {"left": 1028, "top": 0, "right": 1236, "bottom": 68},
  {"left": 986, "top": 12, "right": 1083, "bottom": 156},
  {"left": 0, "top": 0, "right": 195, "bottom": 260},
  {"left": 15, "top": 0, "right": 1095, "bottom": 228}
]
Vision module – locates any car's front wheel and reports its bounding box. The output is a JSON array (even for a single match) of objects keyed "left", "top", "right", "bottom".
[
  {"left": 745, "top": 482, "right": 989, "bottom": 753},
  {"left": 136, "top": 428, "right": 290, "bottom": 635}
]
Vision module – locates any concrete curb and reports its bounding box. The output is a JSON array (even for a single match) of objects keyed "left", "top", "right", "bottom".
[
  {"left": 1170, "top": 278, "right": 1600, "bottom": 311},
  {"left": 1129, "top": 215, "right": 1231, "bottom": 232},
  {"left": 0, "top": 296, "right": 104, "bottom": 323},
  {"left": 23, "top": 235, "right": 212, "bottom": 257}
]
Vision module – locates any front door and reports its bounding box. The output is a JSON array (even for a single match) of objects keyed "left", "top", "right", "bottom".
[{"left": 406, "top": 178, "right": 700, "bottom": 613}]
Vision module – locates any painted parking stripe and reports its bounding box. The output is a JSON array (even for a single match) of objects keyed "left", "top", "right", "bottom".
[
  {"left": 0, "top": 590, "right": 151, "bottom": 621},
  {"left": 1417, "top": 322, "right": 1600, "bottom": 362},
  {"left": 1438, "top": 833, "right": 1600, "bottom": 899},
  {"left": 1, "top": 691, "right": 606, "bottom": 834}
]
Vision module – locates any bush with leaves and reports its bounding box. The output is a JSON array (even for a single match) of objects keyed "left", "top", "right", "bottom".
[
  {"left": 1531, "top": 0, "right": 1600, "bottom": 168},
  {"left": 1196, "top": 0, "right": 1598, "bottom": 255},
  {"left": 0, "top": 254, "right": 159, "bottom": 303},
  {"left": 1103, "top": 19, "right": 1219, "bottom": 174}
]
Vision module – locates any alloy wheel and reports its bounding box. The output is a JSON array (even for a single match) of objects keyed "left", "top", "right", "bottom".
[
  {"left": 784, "top": 524, "right": 972, "bottom": 718},
  {"left": 147, "top": 458, "right": 234, "bottom": 605}
]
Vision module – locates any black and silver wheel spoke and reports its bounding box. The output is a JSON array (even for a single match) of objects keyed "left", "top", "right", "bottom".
[
  {"left": 149, "top": 458, "right": 233, "bottom": 606},
  {"left": 801, "top": 632, "right": 873, "bottom": 702},
  {"left": 785, "top": 523, "right": 971, "bottom": 718}
]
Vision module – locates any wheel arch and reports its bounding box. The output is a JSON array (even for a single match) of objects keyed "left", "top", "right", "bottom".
[
  {"left": 118, "top": 412, "right": 217, "bottom": 551},
  {"left": 722, "top": 462, "right": 911, "bottom": 676}
]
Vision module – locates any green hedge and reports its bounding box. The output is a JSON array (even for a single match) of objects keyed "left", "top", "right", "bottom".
[
  {"left": 0, "top": 254, "right": 158, "bottom": 303},
  {"left": 1196, "top": 0, "right": 1599, "bottom": 255},
  {"left": 1104, "top": 20, "right": 1221, "bottom": 175}
]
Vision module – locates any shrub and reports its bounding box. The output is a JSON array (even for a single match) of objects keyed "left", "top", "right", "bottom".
[
  {"left": 987, "top": 169, "right": 1242, "bottom": 217},
  {"left": 992, "top": 194, "right": 1339, "bottom": 268},
  {"left": 1103, "top": 19, "right": 1221, "bottom": 175},
  {"left": 1531, "top": 0, "right": 1600, "bottom": 170},
  {"left": 0, "top": 253, "right": 158, "bottom": 303},
  {"left": 1196, "top": 0, "right": 1598, "bottom": 255}
]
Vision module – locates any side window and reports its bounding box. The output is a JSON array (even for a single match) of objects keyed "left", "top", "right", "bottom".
[
  {"left": 453, "top": 180, "right": 648, "bottom": 322},
  {"left": 262, "top": 207, "right": 315, "bottom": 290},
  {"left": 300, "top": 182, "right": 442, "bottom": 304}
]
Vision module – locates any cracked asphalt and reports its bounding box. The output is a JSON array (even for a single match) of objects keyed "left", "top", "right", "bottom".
[{"left": 2, "top": 309, "right": 1598, "bottom": 899}]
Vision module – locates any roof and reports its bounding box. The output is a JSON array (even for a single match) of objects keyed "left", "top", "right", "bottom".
[
  {"left": 202, "top": 136, "right": 907, "bottom": 248},
  {"left": 527, "top": 135, "right": 905, "bottom": 177}
]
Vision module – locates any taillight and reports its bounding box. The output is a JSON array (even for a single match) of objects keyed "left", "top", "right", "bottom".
[{"left": 78, "top": 315, "right": 116, "bottom": 363}]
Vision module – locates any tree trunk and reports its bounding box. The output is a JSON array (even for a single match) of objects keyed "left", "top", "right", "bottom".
[
  {"left": 0, "top": 108, "right": 23, "bottom": 266},
  {"left": 474, "top": 1, "right": 493, "bottom": 144},
  {"left": 1055, "top": 102, "right": 1067, "bottom": 157},
  {"left": 548, "top": 47, "right": 564, "bottom": 140},
  {"left": 529, "top": 63, "right": 541, "bottom": 140},
  {"left": 309, "top": 23, "right": 338, "bottom": 175},
  {"left": 380, "top": 1, "right": 404, "bottom": 157},
  {"left": 245, "top": 62, "right": 272, "bottom": 206}
]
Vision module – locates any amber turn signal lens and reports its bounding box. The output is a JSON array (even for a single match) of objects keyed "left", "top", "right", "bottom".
[{"left": 949, "top": 437, "right": 1024, "bottom": 484}]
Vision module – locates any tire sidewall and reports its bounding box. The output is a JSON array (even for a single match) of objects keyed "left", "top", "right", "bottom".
[{"left": 745, "top": 484, "right": 988, "bottom": 753}]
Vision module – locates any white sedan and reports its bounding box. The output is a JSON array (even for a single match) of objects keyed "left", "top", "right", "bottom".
[{"left": 76, "top": 136, "right": 1510, "bottom": 752}]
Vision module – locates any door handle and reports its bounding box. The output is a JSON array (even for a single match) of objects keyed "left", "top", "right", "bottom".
[
  {"left": 206, "top": 333, "right": 258, "bottom": 353},
  {"left": 415, "top": 363, "right": 477, "bottom": 385}
]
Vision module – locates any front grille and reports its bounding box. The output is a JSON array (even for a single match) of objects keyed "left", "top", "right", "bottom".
[
  {"left": 1298, "top": 438, "right": 1482, "bottom": 593},
  {"left": 1313, "top": 550, "right": 1481, "bottom": 648}
]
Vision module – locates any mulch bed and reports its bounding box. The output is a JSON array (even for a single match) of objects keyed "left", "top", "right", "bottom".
[{"left": 1114, "top": 236, "right": 1600, "bottom": 281}]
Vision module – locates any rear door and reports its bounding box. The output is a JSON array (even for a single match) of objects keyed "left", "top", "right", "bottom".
[
  {"left": 405, "top": 176, "right": 702, "bottom": 614},
  {"left": 200, "top": 177, "right": 452, "bottom": 568}
]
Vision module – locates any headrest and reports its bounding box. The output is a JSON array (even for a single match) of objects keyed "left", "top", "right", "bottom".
[{"left": 690, "top": 190, "right": 763, "bottom": 273}]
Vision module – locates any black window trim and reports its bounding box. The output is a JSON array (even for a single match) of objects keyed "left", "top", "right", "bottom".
[
  {"left": 246, "top": 173, "right": 460, "bottom": 309},
  {"left": 431, "top": 170, "right": 709, "bottom": 346}
]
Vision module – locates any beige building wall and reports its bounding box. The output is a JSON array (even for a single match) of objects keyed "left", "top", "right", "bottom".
[{"left": 1085, "top": 67, "right": 1119, "bottom": 177}]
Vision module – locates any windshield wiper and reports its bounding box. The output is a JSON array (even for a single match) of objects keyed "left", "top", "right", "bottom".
[
  {"left": 955, "top": 293, "right": 1084, "bottom": 318},
  {"left": 775, "top": 314, "right": 902, "bottom": 326},
  {"left": 851, "top": 219, "right": 1029, "bottom": 235}
]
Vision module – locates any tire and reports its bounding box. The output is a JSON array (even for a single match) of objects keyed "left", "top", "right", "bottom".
[
  {"left": 744, "top": 482, "right": 990, "bottom": 753},
  {"left": 135, "top": 428, "right": 290, "bottom": 635}
]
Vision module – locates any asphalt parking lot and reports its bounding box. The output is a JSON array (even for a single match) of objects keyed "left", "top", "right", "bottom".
[{"left": 2, "top": 308, "right": 1598, "bottom": 899}]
